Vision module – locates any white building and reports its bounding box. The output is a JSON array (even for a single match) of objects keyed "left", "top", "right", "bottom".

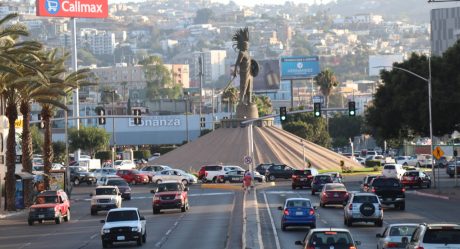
[
  {"left": 60, "top": 28, "right": 116, "bottom": 55},
  {"left": 192, "top": 50, "right": 227, "bottom": 86}
]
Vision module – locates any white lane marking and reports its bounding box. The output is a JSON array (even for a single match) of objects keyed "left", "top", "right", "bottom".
[
  {"left": 90, "top": 233, "right": 98, "bottom": 239},
  {"left": 155, "top": 214, "right": 185, "bottom": 248},
  {"left": 18, "top": 243, "right": 31, "bottom": 249},
  {"left": 254, "top": 190, "right": 264, "bottom": 249},
  {"left": 189, "top": 192, "right": 234, "bottom": 197},
  {"left": 321, "top": 219, "right": 328, "bottom": 224},
  {"left": 263, "top": 191, "right": 281, "bottom": 249},
  {"left": 242, "top": 191, "right": 247, "bottom": 249}
]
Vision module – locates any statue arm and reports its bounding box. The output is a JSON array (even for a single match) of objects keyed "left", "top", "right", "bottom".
[{"left": 233, "top": 52, "right": 243, "bottom": 77}]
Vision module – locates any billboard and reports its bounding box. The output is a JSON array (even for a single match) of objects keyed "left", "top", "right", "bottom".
[
  {"left": 368, "top": 54, "right": 404, "bottom": 76},
  {"left": 280, "top": 56, "right": 320, "bottom": 80},
  {"left": 36, "top": 0, "right": 108, "bottom": 18},
  {"left": 253, "top": 59, "right": 281, "bottom": 91}
]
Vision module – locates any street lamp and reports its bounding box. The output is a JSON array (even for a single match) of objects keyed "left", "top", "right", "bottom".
[
  {"left": 374, "top": 57, "right": 435, "bottom": 188},
  {"left": 104, "top": 90, "right": 117, "bottom": 163},
  {"left": 300, "top": 139, "right": 306, "bottom": 168},
  {"left": 184, "top": 92, "right": 190, "bottom": 143}
]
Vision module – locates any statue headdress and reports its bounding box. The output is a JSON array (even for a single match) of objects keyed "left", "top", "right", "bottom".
[{"left": 232, "top": 27, "right": 249, "bottom": 51}]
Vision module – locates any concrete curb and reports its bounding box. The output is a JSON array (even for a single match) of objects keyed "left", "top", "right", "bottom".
[
  {"left": 412, "top": 190, "right": 450, "bottom": 200},
  {"left": 243, "top": 188, "right": 263, "bottom": 249},
  {"left": 0, "top": 210, "right": 26, "bottom": 219},
  {"left": 201, "top": 184, "right": 244, "bottom": 190}
]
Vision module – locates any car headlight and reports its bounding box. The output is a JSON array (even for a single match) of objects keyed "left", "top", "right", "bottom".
[
  {"left": 131, "top": 227, "right": 139, "bottom": 232},
  {"left": 79, "top": 174, "right": 86, "bottom": 177},
  {"left": 103, "top": 229, "right": 110, "bottom": 234}
]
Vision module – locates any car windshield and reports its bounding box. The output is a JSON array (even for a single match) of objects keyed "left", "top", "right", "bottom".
[
  {"left": 294, "top": 170, "right": 311, "bottom": 176},
  {"left": 114, "top": 161, "right": 122, "bottom": 165},
  {"left": 353, "top": 195, "right": 378, "bottom": 203},
  {"left": 106, "top": 210, "right": 138, "bottom": 222},
  {"left": 325, "top": 184, "right": 346, "bottom": 191},
  {"left": 366, "top": 176, "right": 377, "bottom": 184},
  {"left": 372, "top": 179, "right": 401, "bottom": 187},
  {"left": 95, "top": 188, "right": 117, "bottom": 195},
  {"left": 107, "top": 180, "right": 128, "bottom": 186},
  {"left": 157, "top": 183, "right": 181, "bottom": 192},
  {"left": 389, "top": 226, "right": 417, "bottom": 237},
  {"left": 286, "top": 200, "right": 311, "bottom": 208},
  {"left": 316, "top": 175, "right": 332, "bottom": 182},
  {"left": 404, "top": 172, "right": 419, "bottom": 177},
  {"left": 423, "top": 228, "right": 460, "bottom": 244},
  {"left": 309, "top": 231, "right": 353, "bottom": 247},
  {"left": 35, "top": 195, "right": 58, "bottom": 204}
]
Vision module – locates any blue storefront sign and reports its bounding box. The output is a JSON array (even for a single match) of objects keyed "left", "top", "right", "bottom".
[{"left": 280, "top": 56, "right": 320, "bottom": 79}]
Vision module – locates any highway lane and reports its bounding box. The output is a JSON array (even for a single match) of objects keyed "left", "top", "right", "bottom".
[
  {"left": 258, "top": 177, "right": 460, "bottom": 249},
  {"left": 0, "top": 184, "right": 241, "bottom": 249}
]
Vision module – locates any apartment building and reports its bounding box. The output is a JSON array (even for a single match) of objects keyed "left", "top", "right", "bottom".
[{"left": 431, "top": 6, "right": 460, "bottom": 56}]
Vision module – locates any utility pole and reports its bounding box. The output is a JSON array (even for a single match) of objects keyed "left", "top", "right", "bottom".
[{"left": 198, "top": 55, "right": 203, "bottom": 132}]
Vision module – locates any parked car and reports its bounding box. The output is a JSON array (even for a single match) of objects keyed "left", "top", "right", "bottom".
[
  {"left": 416, "top": 154, "right": 433, "bottom": 168},
  {"left": 376, "top": 223, "right": 418, "bottom": 249},
  {"left": 139, "top": 165, "right": 172, "bottom": 174},
  {"left": 319, "top": 183, "right": 349, "bottom": 207},
  {"left": 105, "top": 178, "right": 132, "bottom": 200},
  {"left": 382, "top": 164, "right": 406, "bottom": 179},
  {"left": 369, "top": 177, "right": 406, "bottom": 210},
  {"left": 327, "top": 172, "right": 344, "bottom": 183},
  {"left": 100, "top": 207, "right": 147, "bottom": 248},
  {"left": 90, "top": 186, "right": 122, "bottom": 215},
  {"left": 28, "top": 189, "right": 70, "bottom": 225},
  {"left": 344, "top": 192, "right": 383, "bottom": 227},
  {"left": 217, "top": 170, "right": 265, "bottom": 183},
  {"left": 255, "top": 163, "right": 276, "bottom": 175},
  {"left": 401, "top": 170, "right": 431, "bottom": 188},
  {"left": 113, "top": 160, "right": 136, "bottom": 170},
  {"left": 152, "top": 169, "right": 196, "bottom": 185},
  {"left": 278, "top": 198, "right": 316, "bottom": 231},
  {"left": 395, "top": 155, "right": 418, "bottom": 166},
  {"left": 406, "top": 223, "right": 460, "bottom": 249},
  {"left": 69, "top": 166, "right": 95, "bottom": 186},
  {"left": 151, "top": 181, "right": 189, "bottom": 214},
  {"left": 354, "top": 156, "right": 366, "bottom": 165},
  {"left": 294, "top": 228, "right": 361, "bottom": 248},
  {"left": 198, "top": 165, "right": 230, "bottom": 183},
  {"left": 360, "top": 175, "right": 378, "bottom": 192},
  {"left": 93, "top": 168, "right": 118, "bottom": 182},
  {"left": 264, "top": 164, "right": 294, "bottom": 181},
  {"left": 116, "top": 169, "right": 150, "bottom": 185},
  {"left": 446, "top": 159, "right": 460, "bottom": 178},
  {"left": 311, "top": 174, "right": 333, "bottom": 195},
  {"left": 291, "top": 169, "right": 318, "bottom": 189}
]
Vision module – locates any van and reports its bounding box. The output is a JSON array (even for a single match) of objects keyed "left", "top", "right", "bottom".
[{"left": 382, "top": 164, "right": 405, "bottom": 179}]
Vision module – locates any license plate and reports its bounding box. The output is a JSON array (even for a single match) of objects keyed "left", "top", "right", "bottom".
[
  {"left": 334, "top": 194, "right": 339, "bottom": 197},
  {"left": 301, "top": 178, "right": 306, "bottom": 181},
  {"left": 232, "top": 177, "right": 240, "bottom": 181},
  {"left": 38, "top": 214, "right": 44, "bottom": 219},
  {"left": 295, "top": 211, "right": 303, "bottom": 216},
  {"left": 117, "top": 236, "right": 125, "bottom": 241}
]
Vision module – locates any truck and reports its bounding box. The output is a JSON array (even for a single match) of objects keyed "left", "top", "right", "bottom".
[
  {"left": 77, "top": 158, "right": 101, "bottom": 170},
  {"left": 368, "top": 177, "right": 406, "bottom": 210}
]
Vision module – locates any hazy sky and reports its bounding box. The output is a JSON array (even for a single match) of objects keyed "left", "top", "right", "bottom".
[{"left": 107, "top": 0, "right": 334, "bottom": 6}]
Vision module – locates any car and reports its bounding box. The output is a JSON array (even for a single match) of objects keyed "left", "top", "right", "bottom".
[
  {"left": 198, "top": 165, "right": 231, "bottom": 183},
  {"left": 278, "top": 198, "right": 316, "bottom": 231},
  {"left": 319, "top": 183, "right": 349, "bottom": 207},
  {"left": 416, "top": 154, "right": 433, "bottom": 168},
  {"left": 360, "top": 175, "right": 378, "bottom": 192},
  {"left": 291, "top": 169, "right": 318, "bottom": 189},
  {"left": 116, "top": 169, "right": 150, "bottom": 185},
  {"left": 216, "top": 170, "right": 265, "bottom": 183},
  {"left": 96, "top": 174, "right": 123, "bottom": 186},
  {"left": 446, "top": 159, "right": 460, "bottom": 177},
  {"left": 401, "top": 170, "right": 431, "bottom": 188},
  {"left": 105, "top": 178, "right": 132, "bottom": 200},
  {"left": 343, "top": 192, "right": 383, "bottom": 227},
  {"left": 395, "top": 155, "right": 418, "bottom": 166},
  {"left": 327, "top": 172, "right": 343, "bottom": 183},
  {"left": 139, "top": 165, "right": 172, "bottom": 178},
  {"left": 152, "top": 169, "right": 195, "bottom": 185},
  {"left": 406, "top": 223, "right": 460, "bottom": 249},
  {"left": 100, "top": 207, "right": 147, "bottom": 248},
  {"left": 113, "top": 160, "right": 136, "bottom": 170},
  {"left": 369, "top": 177, "right": 406, "bottom": 210},
  {"left": 354, "top": 156, "right": 366, "bottom": 165},
  {"left": 435, "top": 156, "right": 450, "bottom": 168},
  {"left": 93, "top": 168, "right": 118, "bottom": 181},
  {"left": 382, "top": 164, "right": 405, "bottom": 179},
  {"left": 255, "top": 163, "right": 275, "bottom": 175},
  {"left": 148, "top": 152, "right": 161, "bottom": 161},
  {"left": 90, "top": 186, "right": 122, "bottom": 215},
  {"left": 151, "top": 181, "right": 189, "bottom": 214},
  {"left": 28, "top": 189, "right": 71, "bottom": 225},
  {"left": 311, "top": 174, "right": 333, "bottom": 195},
  {"left": 264, "top": 164, "right": 294, "bottom": 181},
  {"left": 376, "top": 223, "right": 418, "bottom": 249},
  {"left": 69, "top": 166, "right": 96, "bottom": 186},
  {"left": 366, "top": 155, "right": 386, "bottom": 165},
  {"left": 294, "top": 228, "right": 361, "bottom": 248}
]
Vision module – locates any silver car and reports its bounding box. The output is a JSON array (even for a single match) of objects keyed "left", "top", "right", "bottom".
[
  {"left": 343, "top": 192, "right": 383, "bottom": 227},
  {"left": 376, "top": 223, "right": 418, "bottom": 249}
]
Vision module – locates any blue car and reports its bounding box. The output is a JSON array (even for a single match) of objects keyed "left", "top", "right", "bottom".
[{"left": 279, "top": 198, "right": 316, "bottom": 231}]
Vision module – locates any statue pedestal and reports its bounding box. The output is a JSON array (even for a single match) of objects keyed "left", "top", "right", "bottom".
[{"left": 236, "top": 103, "right": 259, "bottom": 119}]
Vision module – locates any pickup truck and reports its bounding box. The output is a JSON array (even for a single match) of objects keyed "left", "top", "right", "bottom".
[
  {"left": 100, "top": 207, "right": 147, "bottom": 248},
  {"left": 368, "top": 177, "right": 406, "bottom": 210}
]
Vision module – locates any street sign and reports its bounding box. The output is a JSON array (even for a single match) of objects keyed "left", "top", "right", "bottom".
[
  {"left": 312, "top": 95, "right": 324, "bottom": 104},
  {"left": 433, "top": 146, "right": 444, "bottom": 160},
  {"left": 36, "top": 0, "right": 108, "bottom": 18},
  {"left": 243, "top": 156, "right": 253, "bottom": 165}
]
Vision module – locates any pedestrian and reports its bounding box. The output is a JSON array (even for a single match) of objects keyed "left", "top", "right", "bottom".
[{"left": 243, "top": 170, "right": 252, "bottom": 193}]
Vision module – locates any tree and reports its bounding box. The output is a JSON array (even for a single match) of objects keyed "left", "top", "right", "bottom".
[
  {"left": 329, "top": 114, "right": 364, "bottom": 147},
  {"left": 314, "top": 69, "right": 340, "bottom": 110},
  {"left": 194, "top": 8, "right": 214, "bottom": 24},
  {"left": 283, "top": 110, "right": 331, "bottom": 148},
  {"left": 254, "top": 95, "right": 272, "bottom": 116},
  {"left": 222, "top": 87, "right": 238, "bottom": 117},
  {"left": 31, "top": 126, "right": 43, "bottom": 154},
  {"left": 68, "top": 126, "right": 110, "bottom": 157},
  {"left": 52, "top": 141, "right": 66, "bottom": 164},
  {"left": 140, "top": 56, "right": 177, "bottom": 100}
]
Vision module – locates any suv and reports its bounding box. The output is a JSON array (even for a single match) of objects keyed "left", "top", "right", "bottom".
[
  {"left": 100, "top": 207, "right": 147, "bottom": 248},
  {"left": 416, "top": 154, "right": 433, "bottom": 168},
  {"left": 407, "top": 223, "right": 460, "bottom": 249},
  {"left": 90, "top": 186, "right": 122, "bottom": 215},
  {"left": 28, "top": 189, "right": 70, "bottom": 225},
  {"left": 311, "top": 174, "right": 333, "bottom": 195},
  {"left": 198, "top": 165, "right": 229, "bottom": 183},
  {"left": 294, "top": 228, "right": 361, "bottom": 248},
  {"left": 344, "top": 192, "right": 383, "bottom": 227},
  {"left": 291, "top": 169, "right": 318, "bottom": 189},
  {"left": 382, "top": 164, "right": 405, "bottom": 179},
  {"left": 369, "top": 177, "right": 406, "bottom": 210},
  {"left": 151, "top": 181, "right": 189, "bottom": 214},
  {"left": 264, "top": 164, "right": 294, "bottom": 181},
  {"left": 116, "top": 169, "right": 150, "bottom": 184}
]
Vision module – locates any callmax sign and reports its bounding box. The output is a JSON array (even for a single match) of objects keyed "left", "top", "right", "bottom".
[{"left": 36, "top": 0, "right": 108, "bottom": 18}]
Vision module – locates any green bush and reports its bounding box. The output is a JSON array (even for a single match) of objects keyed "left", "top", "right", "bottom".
[
  {"left": 134, "top": 150, "right": 151, "bottom": 160},
  {"left": 95, "top": 151, "right": 112, "bottom": 161},
  {"left": 365, "top": 160, "right": 381, "bottom": 168}
]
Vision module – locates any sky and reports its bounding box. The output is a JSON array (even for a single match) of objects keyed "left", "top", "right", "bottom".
[{"left": 107, "top": 0, "right": 334, "bottom": 6}]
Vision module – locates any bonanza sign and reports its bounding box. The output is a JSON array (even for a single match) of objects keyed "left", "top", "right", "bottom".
[{"left": 36, "top": 0, "right": 108, "bottom": 18}]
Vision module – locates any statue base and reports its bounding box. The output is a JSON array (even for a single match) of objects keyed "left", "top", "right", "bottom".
[{"left": 236, "top": 103, "right": 259, "bottom": 119}]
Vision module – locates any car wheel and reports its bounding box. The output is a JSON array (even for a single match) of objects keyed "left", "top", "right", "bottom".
[
  {"left": 142, "top": 230, "right": 146, "bottom": 243},
  {"left": 258, "top": 178, "right": 262, "bottom": 183},
  {"left": 126, "top": 196, "right": 131, "bottom": 200},
  {"left": 311, "top": 190, "right": 315, "bottom": 195},
  {"left": 269, "top": 175, "right": 275, "bottom": 181},
  {"left": 28, "top": 219, "right": 34, "bottom": 226},
  {"left": 449, "top": 174, "right": 454, "bottom": 178},
  {"left": 86, "top": 181, "right": 92, "bottom": 185},
  {"left": 64, "top": 209, "right": 70, "bottom": 222},
  {"left": 73, "top": 178, "right": 80, "bottom": 186},
  {"left": 55, "top": 213, "right": 63, "bottom": 224},
  {"left": 156, "top": 179, "right": 162, "bottom": 184},
  {"left": 182, "top": 179, "right": 188, "bottom": 186},
  {"left": 137, "top": 235, "right": 142, "bottom": 246},
  {"left": 102, "top": 240, "right": 109, "bottom": 248},
  {"left": 153, "top": 208, "right": 160, "bottom": 214},
  {"left": 399, "top": 203, "right": 405, "bottom": 211},
  {"left": 91, "top": 209, "right": 97, "bottom": 216},
  {"left": 212, "top": 177, "right": 217, "bottom": 183}
]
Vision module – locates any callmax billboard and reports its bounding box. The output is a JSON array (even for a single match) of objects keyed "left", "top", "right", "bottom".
[{"left": 36, "top": 0, "right": 108, "bottom": 18}]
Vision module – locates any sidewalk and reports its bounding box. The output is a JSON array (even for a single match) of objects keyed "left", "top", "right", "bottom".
[
  {"left": 243, "top": 187, "right": 263, "bottom": 249},
  {"left": 413, "top": 186, "right": 460, "bottom": 201},
  {"left": 0, "top": 197, "right": 26, "bottom": 219}
]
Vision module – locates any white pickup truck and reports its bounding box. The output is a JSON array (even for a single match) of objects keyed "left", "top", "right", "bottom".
[{"left": 100, "top": 207, "right": 147, "bottom": 248}]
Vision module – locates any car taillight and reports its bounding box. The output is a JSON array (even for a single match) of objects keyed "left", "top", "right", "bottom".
[
  {"left": 322, "top": 192, "right": 328, "bottom": 197},
  {"left": 415, "top": 247, "right": 424, "bottom": 249},
  {"left": 349, "top": 247, "right": 357, "bottom": 249},
  {"left": 349, "top": 204, "right": 353, "bottom": 210},
  {"left": 309, "top": 208, "right": 315, "bottom": 215},
  {"left": 283, "top": 209, "right": 289, "bottom": 215},
  {"left": 292, "top": 175, "right": 297, "bottom": 179},
  {"left": 402, "top": 188, "right": 406, "bottom": 192},
  {"left": 205, "top": 172, "right": 208, "bottom": 177},
  {"left": 371, "top": 187, "right": 376, "bottom": 192},
  {"left": 307, "top": 175, "right": 313, "bottom": 178},
  {"left": 385, "top": 242, "right": 398, "bottom": 248}
]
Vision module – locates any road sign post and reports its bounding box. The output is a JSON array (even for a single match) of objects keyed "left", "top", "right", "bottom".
[{"left": 433, "top": 146, "right": 444, "bottom": 190}]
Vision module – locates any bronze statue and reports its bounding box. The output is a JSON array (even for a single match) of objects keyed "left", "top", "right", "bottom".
[{"left": 232, "top": 28, "right": 258, "bottom": 105}]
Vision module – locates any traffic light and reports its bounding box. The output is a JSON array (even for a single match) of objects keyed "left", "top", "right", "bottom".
[
  {"left": 279, "top": 106, "right": 287, "bottom": 122},
  {"left": 133, "top": 109, "right": 142, "bottom": 125},
  {"left": 98, "top": 108, "right": 106, "bottom": 125},
  {"left": 37, "top": 114, "right": 44, "bottom": 129},
  {"left": 348, "top": 101, "right": 356, "bottom": 116},
  {"left": 313, "top": 103, "right": 321, "bottom": 117},
  {"left": 200, "top": 117, "right": 206, "bottom": 128}
]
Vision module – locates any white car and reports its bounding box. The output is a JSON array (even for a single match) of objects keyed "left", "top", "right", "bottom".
[
  {"left": 113, "top": 160, "right": 136, "bottom": 170},
  {"left": 382, "top": 164, "right": 406, "bottom": 179},
  {"left": 406, "top": 223, "right": 460, "bottom": 249},
  {"left": 100, "top": 208, "right": 147, "bottom": 247},
  {"left": 96, "top": 174, "right": 123, "bottom": 186},
  {"left": 152, "top": 169, "right": 195, "bottom": 185},
  {"left": 139, "top": 165, "right": 172, "bottom": 175},
  {"left": 395, "top": 156, "right": 418, "bottom": 166},
  {"left": 93, "top": 168, "right": 118, "bottom": 184},
  {"left": 90, "top": 186, "right": 122, "bottom": 215}
]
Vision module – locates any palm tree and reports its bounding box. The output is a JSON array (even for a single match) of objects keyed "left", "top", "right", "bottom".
[
  {"left": 314, "top": 69, "right": 340, "bottom": 130},
  {"left": 222, "top": 87, "right": 238, "bottom": 118}
]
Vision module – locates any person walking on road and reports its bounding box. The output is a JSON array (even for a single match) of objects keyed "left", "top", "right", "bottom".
[{"left": 243, "top": 170, "right": 252, "bottom": 193}]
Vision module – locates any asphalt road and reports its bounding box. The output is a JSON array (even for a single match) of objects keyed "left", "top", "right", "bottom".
[{"left": 0, "top": 184, "right": 242, "bottom": 249}]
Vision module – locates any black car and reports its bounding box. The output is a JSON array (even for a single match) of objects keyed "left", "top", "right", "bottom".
[
  {"left": 69, "top": 166, "right": 95, "bottom": 186},
  {"left": 291, "top": 169, "right": 318, "bottom": 189},
  {"left": 311, "top": 174, "right": 333, "bottom": 195},
  {"left": 369, "top": 177, "right": 406, "bottom": 210},
  {"left": 106, "top": 178, "right": 132, "bottom": 200},
  {"left": 264, "top": 164, "right": 294, "bottom": 181},
  {"left": 255, "top": 163, "right": 275, "bottom": 175}
]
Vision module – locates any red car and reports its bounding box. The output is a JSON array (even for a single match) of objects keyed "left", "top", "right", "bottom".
[
  {"left": 401, "top": 170, "right": 432, "bottom": 188},
  {"left": 28, "top": 189, "right": 71, "bottom": 225},
  {"left": 319, "top": 183, "right": 349, "bottom": 207},
  {"left": 151, "top": 181, "right": 189, "bottom": 214},
  {"left": 117, "top": 169, "right": 150, "bottom": 184}
]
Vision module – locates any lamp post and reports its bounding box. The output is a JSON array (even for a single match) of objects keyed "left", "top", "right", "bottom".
[
  {"left": 184, "top": 92, "right": 190, "bottom": 143},
  {"left": 300, "top": 139, "right": 306, "bottom": 168},
  {"left": 374, "top": 57, "right": 435, "bottom": 188},
  {"left": 104, "top": 90, "right": 117, "bottom": 163}
]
